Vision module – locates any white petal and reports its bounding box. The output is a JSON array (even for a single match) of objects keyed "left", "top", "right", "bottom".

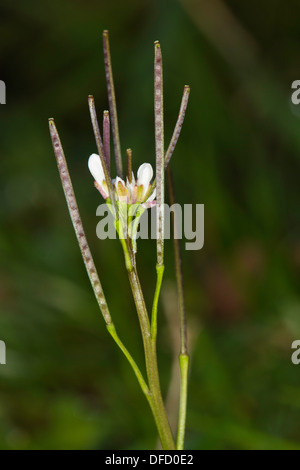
[
  {"left": 88, "top": 153, "right": 105, "bottom": 186},
  {"left": 137, "top": 163, "right": 153, "bottom": 188}
]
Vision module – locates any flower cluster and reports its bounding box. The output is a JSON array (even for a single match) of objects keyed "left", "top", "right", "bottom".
[{"left": 88, "top": 153, "right": 156, "bottom": 208}]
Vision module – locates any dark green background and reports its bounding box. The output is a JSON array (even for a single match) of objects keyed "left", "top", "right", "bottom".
[{"left": 1, "top": 0, "right": 300, "bottom": 449}]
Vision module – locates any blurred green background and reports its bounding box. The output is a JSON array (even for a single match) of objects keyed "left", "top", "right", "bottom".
[{"left": 1, "top": 0, "right": 300, "bottom": 450}]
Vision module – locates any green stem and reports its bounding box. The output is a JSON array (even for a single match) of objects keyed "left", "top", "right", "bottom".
[
  {"left": 130, "top": 205, "right": 145, "bottom": 254},
  {"left": 147, "top": 336, "right": 175, "bottom": 450},
  {"left": 106, "top": 323, "right": 151, "bottom": 402},
  {"left": 177, "top": 353, "right": 189, "bottom": 450},
  {"left": 167, "top": 167, "right": 189, "bottom": 450},
  {"left": 120, "top": 237, "right": 175, "bottom": 450},
  {"left": 151, "top": 264, "right": 165, "bottom": 341}
]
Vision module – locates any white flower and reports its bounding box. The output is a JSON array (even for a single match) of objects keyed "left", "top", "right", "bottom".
[{"left": 88, "top": 154, "right": 156, "bottom": 208}]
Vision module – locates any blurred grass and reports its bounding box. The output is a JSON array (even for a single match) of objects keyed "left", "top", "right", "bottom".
[{"left": 0, "top": 0, "right": 300, "bottom": 449}]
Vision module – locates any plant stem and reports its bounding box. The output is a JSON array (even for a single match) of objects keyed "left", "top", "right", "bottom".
[
  {"left": 151, "top": 264, "right": 165, "bottom": 341},
  {"left": 167, "top": 167, "right": 189, "bottom": 450},
  {"left": 147, "top": 335, "right": 175, "bottom": 450},
  {"left": 120, "top": 238, "right": 175, "bottom": 450},
  {"left": 177, "top": 353, "right": 189, "bottom": 450},
  {"left": 106, "top": 323, "right": 151, "bottom": 401}
]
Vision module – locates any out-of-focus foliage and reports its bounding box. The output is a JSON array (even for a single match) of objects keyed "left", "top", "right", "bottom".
[{"left": 0, "top": 0, "right": 300, "bottom": 449}]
